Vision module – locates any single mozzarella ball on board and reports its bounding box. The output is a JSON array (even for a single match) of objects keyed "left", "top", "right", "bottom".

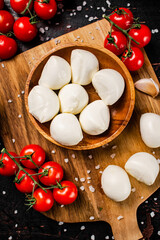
[
  {"left": 28, "top": 85, "right": 59, "bottom": 123},
  {"left": 125, "top": 152, "right": 159, "bottom": 186},
  {"left": 71, "top": 49, "right": 99, "bottom": 85},
  {"left": 38, "top": 56, "right": 71, "bottom": 90},
  {"left": 101, "top": 165, "right": 131, "bottom": 202},
  {"left": 140, "top": 113, "right": 160, "bottom": 148},
  {"left": 58, "top": 84, "right": 89, "bottom": 114},
  {"left": 92, "top": 69, "right": 125, "bottom": 105},
  {"left": 50, "top": 113, "right": 83, "bottom": 146},
  {"left": 79, "top": 100, "right": 110, "bottom": 135}
]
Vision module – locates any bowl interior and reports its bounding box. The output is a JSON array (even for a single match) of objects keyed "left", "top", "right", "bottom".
[{"left": 25, "top": 44, "right": 135, "bottom": 150}]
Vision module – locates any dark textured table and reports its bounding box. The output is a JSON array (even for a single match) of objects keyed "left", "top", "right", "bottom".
[{"left": 0, "top": 0, "right": 160, "bottom": 239}]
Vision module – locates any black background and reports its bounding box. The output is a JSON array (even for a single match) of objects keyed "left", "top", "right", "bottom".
[{"left": 0, "top": 0, "right": 160, "bottom": 239}]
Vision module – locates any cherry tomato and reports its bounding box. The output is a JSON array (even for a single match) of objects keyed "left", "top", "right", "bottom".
[
  {"left": 109, "top": 7, "right": 133, "bottom": 30},
  {"left": 34, "top": 0, "right": 57, "bottom": 20},
  {"left": 10, "top": 0, "right": 33, "bottom": 15},
  {"left": 15, "top": 168, "right": 39, "bottom": 193},
  {"left": 0, "top": 152, "right": 19, "bottom": 176},
  {"left": 0, "top": 10, "right": 15, "bottom": 33},
  {"left": 32, "top": 188, "right": 54, "bottom": 212},
  {"left": 0, "top": 0, "right": 4, "bottom": 10},
  {"left": 38, "top": 161, "right": 63, "bottom": 186},
  {"left": 20, "top": 144, "right": 45, "bottom": 169},
  {"left": 129, "top": 24, "right": 151, "bottom": 48},
  {"left": 104, "top": 31, "right": 127, "bottom": 56},
  {"left": 0, "top": 35, "right": 17, "bottom": 60},
  {"left": 121, "top": 47, "right": 144, "bottom": 71},
  {"left": 13, "top": 17, "right": 38, "bottom": 42},
  {"left": 53, "top": 180, "right": 78, "bottom": 205}
]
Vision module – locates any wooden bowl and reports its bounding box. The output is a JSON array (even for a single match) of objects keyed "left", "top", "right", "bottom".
[{"left": 25, "top": 43, "right": 135, "bottom": 150}]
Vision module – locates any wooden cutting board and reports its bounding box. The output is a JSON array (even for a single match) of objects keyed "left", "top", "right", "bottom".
[{"left": 0, "top": 19, "right": 160, "bottom": 240}]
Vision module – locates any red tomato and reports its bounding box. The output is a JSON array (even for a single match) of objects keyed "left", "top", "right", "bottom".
[
  {"left": 109, "top": 7, "right": 133, "bottom": 30},
  {"left": 0, "top": 0, "right": 4, "bottom": 10},
  {"left": 15, "top": 168, "right": 39, "bottom": 193},
  {"left": 10, "top": 0, "right": 33, "bottom": 14},
  {"left": 121, "top": 47, "right": 144, "bottom": 71},
  {"left": 104, "top": 31, "right": 127, "bottom": 56},
  {"left": 53, "top": 180, "right": 78, "bottom": 205},
  {"left": 38, "top": 161, "right": 64, "bottom": 186},
  {"left": 20, "top": 144, "right": 45, "bottom": 169},
  {"left": 0, "top": 35, "right": 17, "bottom": 60},
  {"left": 0, "top": 152, "right": 19, "bottom": 176},
  {"left": 129, "top": 24, "right": 151, "bottom": 48},
  {"left": 34, "top": 0, "right": 57, "bottom": 20},
  {"left": 13, "top": 17, "right": 38, "bottom": 42},
  {"left": 0, "top": 10, "right": 15, "bottom": 33},
  {"left": 32, "top": 188, "right": 54, "bottom": 212}
]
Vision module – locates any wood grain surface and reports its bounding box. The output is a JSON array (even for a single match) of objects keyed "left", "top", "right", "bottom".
[{"left": 0, "top": 19, "right": 160, "bottom": 240}]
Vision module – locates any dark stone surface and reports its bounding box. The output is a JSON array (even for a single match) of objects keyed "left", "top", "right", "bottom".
[{"left": 0, "top": 0, "right": 160, "bottom": 239}]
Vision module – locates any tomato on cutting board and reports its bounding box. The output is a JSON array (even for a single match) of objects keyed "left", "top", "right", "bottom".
[
  {"left": 129, "top": 24, "right": 151, "bottom": 48},
  {"left": 0, "top": 152, "right": 19, "bottom": 176},
  {"left": 32, "top": 188, "right": 54, "bottom": 212}
]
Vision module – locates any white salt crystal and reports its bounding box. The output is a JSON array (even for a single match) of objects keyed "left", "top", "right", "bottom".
[
  {"left": 58, "top": 221, "right": 64, "bottom": 225},
  {"left": 64, "top": 158, "right": 69, "bottom": 163},
  {"left": 2, "top": 191, "right": 6, "bottom": 194},
  {"left": 75, "top": 177, "right": 78, "bottom": 182},
  {"left": 8, "top": 99, "right": 13, "bottom": 103},
  {"left": 80, "top": 178, "right": 85, "bottom": 182},
  {"left": 106, "top": 0, "right": 111, "bottom": 8},
  {"left": 14, "top": 210, "right": 18, "bottom": 214},
  {"left": 89, "top": 216, "right": 95, "bottom": 220},
  {"left": 80, "top": 186, "right": 85, "bottom": 191},
  {"left": 150, "top": 211, "right": 155, "bottom": 218},
  {"left": 110, "top": 153, "right": 116, "bottom": 159},
  {"left": 88, "top": 154, "right": 93, "bottom": 159},
  {"left": 95, "top": 165, "right": 100, "bottom": 170},
  {"left": 88, "top": 17, "right": 94, "bottom": 22},
  {"left": 91, "top": 235, "right": 95, "bottom": 240},
  {"left": 117, "top": 215, "right": 124, "bottom": 221},
  {"left": 131, "top": 187, "right": 136, "bottom": 192},
  {"left": 18, "top": 114, "right": 22, "bottom": 118},
  {"left": 45, "top": 26, "right": 49, "bottom": 31},
  {"left": 158, "top": 231, "right": 160, "bottom": 236},
  {"left": 89, "top": 185, "right": 95, "bottom": 192},
  {"left": 67, "top": 25, "right": 71, "bottom": 29},
  {"left": 87, "top": 170, "right": 91, "bottom": 174},
  {"left": 77, "top": 6, "right": 82, "bottom": 11},
  {"left": 51, "top": 150, "right": 56, "bottom": 154},
  {"left": 80, "top": 225, "right": 85, "bottom": 230},
  {"left": 12, "top": 139, "right": 15, "bottom": 143},
  {"left": 83, "top": 1, "right": 87, "bottom": 6},
  {"left": 85, "top": 15, "right": 88, "bottom": 18},
  {"left": 64, "top": 229, "right": 67, "bottom": 232},
  {"left": 71, "top": 154, "right": 76, "bottom": 158},
  {"left": 39, "top": 28, "right": 45, "bottom": 34},
  {"left": 1, "top": 63, "right": 5, "bottom": 68}
]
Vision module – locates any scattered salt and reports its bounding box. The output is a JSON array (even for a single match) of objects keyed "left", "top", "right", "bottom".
[
  {"left": 89, "top": 185, "right": 95, "bottom": 192},
  {"left": 83, "top": 1, "right": 87, "bottom": 6},
  {"left": 87, "top": 170, "right": 91, "bottom": 174},
  {"left": 12, "top": 139, "right": 15, "bottom": 143},
  {"left": 150, "top": 211, "right": 155, "bottom": 218},
  {"left": 110, "top": 153, "right": 116, "bottom": 159},
  {"left": 8, "top": 236, "right": 12, "bottom": 240},
  {"left": 51, "top": 150, "right": 56, "bottom": 154},
  {"left": 1, "top": 63, "right": 5, "bottom": 68},
  {"left": 70, "top": 13, "right": 73, "bottom": 16},
  {"left": 39, "top": 27, "right": 45, "bottom": 34},
  {"left": 141, "top": 222, "right": 144, "bottom": 225},
  {"left": 131, "top": 187, "right": 136, "bottom": 192},
  {"left": 112, "top": 237, "right": 114, "bottom": 239},
  {"left": 18, "top": 94, "right": 21, "bottom": 98},
  {"left": 81, "top": 39, "right": 84, "bottom": 42},
  {"left": 91, "top": 235, "right": 95, "bottom": 240},
  {"left": 85, "top": 15, "right": 88, "bottom": 18},
  {"left": 77, "top": 6, "right": 82, "bottom": 11},
  {"left": 14, "top": 210, "right": 18, "bottom": 214},
  {"left": 158, "top": 231, "right": 160, "bottom": 236},
  {"left": 75, "top": 177, "right": 78, "bottom": 182},
  {"left": 141, "top": 196, "right": 144, "bottom": 200},
  {"left": 90, "top": 6, "right": 93, "bottom": 8},
  {"left": 88, "top": 17, "right": 94, "bottom": 22},
  {"left": 8, "top": 99, "right": 13, "bottom": 103},
  {"left": 18, "top": 114, "right": 22, "bottom": 118},
  {"left": 46, "top": 37, "right": 50, "bottom": 41},
  {"left": 21, "top": 90, "right": 25, "bottom": 94},
  {"left": 80, "top": 178, "right": 85, "bottom": 182},
  {"left": 67, "top": 25, "right": 72, "bottom": 29},
  {"left": 74, "top": 12, "right": 76, "bottom": 16},
  {"left": 96, "top": 27, "right": 100, "bottom": 30},
  {"left": 64, "top": 158, "right": 69, "bottom": 163},
  {"left": 74, "top": 38, "right": 78, "bottom": 41},
  {"left": 91, "top": 36, "right": 94, "bottom": 40},
  {"left": 152, "top": 151, "right": 155, "bottom": 155},
  {"left": 154, "top": 198, "right": 157, "bottom": 201},
  {"left": 97, "top": 7, "right": 100, "bottom": 10},
  {"left": 87, "top": 176, "right": 91, "bottom": 180},
  {"left": 55, "top": 23, "right": 60, "bottom": 25},
  {"left": 101, "top": 7, "right": 106, "bottom": 12},
  {"left": 77, "top": 36, "right": 80, "bottom": 39},
  {"left": 95, "top": 165, "right": 100, "bottom": 170},
  {"left": 112, "top": 145, "right": 117, "bottom": 150},
  {"left": 80, "top": 186, "right": 85, "bottom": 191},
  {"left": 71, "top": 154, "right": 76, "bottom": 158},
  {"left": 145, "top": 200, "right": 148, "bottom": 203},
  {"left": 58, "top": 221, "right": 64, "bottom": 225},
  {"left": 15, "top": 224, "right": 18, "bottom": 228},
  {"left": 80, "top": 225, "right": 85, "bottom": 230},
  {"left": 106, "top": 0, "right": 111, "bottom": 8},
  {"left": 61, "top": 205, "right": 64, "bottom": 208},
  {"left": 105, "top": 236, "right": 109, "bottom": 239},
  {"left": 127, "top": 3, "right": 130, "bottom": 7},
  {"left": 87, "top": 180, "right": 91, "bottom": 184},
  {"left": 45, "top": 26, "right": 49, "bottom": 31},
  {"left": 99, "top": 171, "right": 103, "bottom": 174},
  {"left": 88, "top": 154, "right": 93, "bottom": 159},
  {"left": 89, "top": 216, "right": 95, "bottom": 220},
  {"left": 2, "top": 191, "right": 6, "bottom": 195},
  {"left": 64, "top": 229, "right": 67, "bottom": 232},
  {"left": 117, "top": 215, "right": 124, "bottom": 221}
]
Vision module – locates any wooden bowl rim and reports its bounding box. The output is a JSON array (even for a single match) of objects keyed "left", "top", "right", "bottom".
[{"left": 25, "top": 42, "right": 135, "bottom": 150}]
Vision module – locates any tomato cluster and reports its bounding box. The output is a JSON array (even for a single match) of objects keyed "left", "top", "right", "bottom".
[
  {"left": 0, "top": 0, "right": 58, "bottom": 60},
  {"left": 104, "top": 7, "right": 152, "bottom": 71},
  {"left": 0, "top": 145, "right": 78, "bottom": 212}
]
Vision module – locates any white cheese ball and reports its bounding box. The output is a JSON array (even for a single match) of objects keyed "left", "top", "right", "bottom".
[
  {"left": 28, "top": 85, "right": 59, "bottom": 123},
  {"left": 92, "top": 69, "right": 125, "bottom": 105},
  {"left": 58, "top": 84, "right": 89, "bottom": 114},
  {"left": 140, "top": 113, "right": 160, "bottom": 148},
  {"left": 71, "top": 49, "right": 99, "bottom": 85},
  {"left": 79, "top": 100, "right": 110, "bottom": 135},
  {"left": 38, "top": 56, "right": 71, "bottom": 90},
  {"left": 125, "top": 152, "right": 159, "bottom": 186},
  {"left": 101, "top": 165, "right": 131, "bottom": 202},
  {"left": 50, "top": 113, "right": 83, "bottom": 146}
]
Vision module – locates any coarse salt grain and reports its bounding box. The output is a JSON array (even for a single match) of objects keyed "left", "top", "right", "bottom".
[
  {"left": 95, "top": 165, "right": 100, "bottom": 170},
  {"left": 64, "top": 158, "right": 69, "bottom": 163},
  {"left": 87, "top": 170, "right": 91, "bottom": 174},
  {"left": 99, "top": 171, "right": 103, "bottom": 174},
  {"left": 74, "top": 38, "right": 78, "bottom": 41},
  {"left": 15, "top": 224, "right": 18, "bottom": 228},
  {"left": 88, "top": 154, "right": 93, "bottom": 159},
  {"left": 88, "top": 17, "right": 94, "bottom": 22},
  {"left": 105, "top": 236, "right": 109, "bottom": 239},
  {"left": 112, "top": 237, "right": 114, "bottom": 239},
  {"left": 152, "top": 151, "right": 155, "bottom": 155},
  {"left": 12, "top": 139, "right": 15, "bottom": 143},
  {"left": 70, "top": 13, "right": 73, "bottom": 16},
  {"left": 51, "top": 150, "right": 56, "bottom": 154},
  {"left": 67, "top": 25, "right": 71, "bottom": 29},
  {"left": 14, "top": 210, "right": 18, "bottom": 214},
  {"left": 1, "top": 63, "right": 5, "bottom": 68},
  {"left": 117, "top": 215, "right": 124, "bottom": 221},
  {"left": 18, "top": 114, "right": 22, "bottom": 118},
  {"left": 64, "top": 229, "right": 67, "bottom": 232},
  {"left": 89, "top": 216, "right": 95, "bottom": 220},
  {"left": 81, "top": 39, "right": 84, "bottom": 42},
  {"left": 46, "top": 37, "right": 50, "bottom": 41},
  {"left": 2, "top": 191, "right": 6, "bottom": 194},
  {"left": 8, "top": 99, "right": 13, "bottom": 103},
  {"left": 90, "top": 6, "right": 93, "bottom": 8},
  {"left": 91, "top": 36, "right": 94, "bottom": 40},
  {"left": 154, "top": 198, "right": 157, "bottom": 201},
  {"left": 8, "top": 236, "right": 12, "bottom": 240},
  {"left": 80, "top": 178, "right": 85, "bottom": 182},
  {"left": 39, "top": 27, "right": 45, "bottom": 34},
  {"left": 77, "top": 6, "right": 82, "bottom": 11},
  {"left": 112, "top": 145, "right": 117, "bottom": 150},
  {"left": 85, "top": 15, "right": 88, "bottom": 18},
  {"left": 83, "top": 1, "right": 87, "bottom": 6},
  {"left": 145, "top": 200, "right": 148, "bottom": 203},
  {"left": 106, "top": 0, "right": 111, "bottom": 8},
  {"left": 45, "top": 26, "right": 49, "bottom": 31},
  {"left": 131, "top": 187, "right": 136, "bottom": 192},
  {"left": 150, "top": 211, "right": 155, "bottom": 218},
  {"left": 101, "top": 7, "right": 106, "bottom": 12},
  {"left": 21, "top": 90, "right": 25, "bottom": 94},
  {"left": 80, "top": 225, "right": 85, "bottom": 230},
  {"left": 87, "top": 180, "right": 91, "bottom": 183},
  {"left": 127, "top": 3, "right": 130, "bottom": 6},
  {"left": 74, "top": 12, "right": 76, "bottom": 16},
  {"left": 75, "top": 177, "right": 78, "bottom": 182},
  {"left": 141, "top": 222, "right": 144, "bottom": 225},
  {"left": 141, "top": 196, "right": 144, "bottom": 200},
  {"left": 97, "top": 7, "right": 100, "bottom": 10},
  {"left": 87, "top": 176, "right": 91, "bottom": 180},
  {"left": 91, "top": 235, "right": 95, "bottom": 240},
  {"left": 55, "top": 22, "right": 60, "bottom": 25},
  {"left": 58, "top": 221, "right": 64, "bottom": 225},
  {"left": 80, "top": 186, "right": 85, "bottom": 191},
  {"left": 158, "top": 231, "right": 160, "bottom": 236},
  {"left": 110, "top": 153, "right": 116, "bottom": 159},
  {"left": 89, "top": 185, "right": 95, "bottom": 192},
  {"left": 61, "top": 205, "right": 64, "bottom": 208},
  {"left": 96, "top": 27, "right": 100, "bottom": 30},
  {"left": 77, "top": 36, "right": 80, "bottom": 39},
  {"left": 102, "top": 143, "right": 109, "bottom": 148},
  {"left": 71, "top": 154, "right": 76, "bottom": 158},
  {"left": 18, "top": 94, "right": 21, "bottom": 98}
]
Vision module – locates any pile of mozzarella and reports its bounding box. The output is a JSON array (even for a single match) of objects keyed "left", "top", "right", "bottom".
[{"left": 28, "top": 49, "right": 125, "bottom": 146}]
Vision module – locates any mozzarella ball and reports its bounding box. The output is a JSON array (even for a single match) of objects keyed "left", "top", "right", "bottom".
[
  {"left": 125, "top": 152, "right": 159, "bottom": 186},
  {"left": 50, "top": 113, "right": 83, "bottom": 146},
  {"left": 92, "top": 69, "right": 125, "bottom": 105},
  {"left": 140, "top": 113, "right": 160, "bottom": 148},
  {"left": 38, "top": 56, "right": 71, "bottom": 90},
  {"left": 71, "top": 49, "right": 99, "bottom": 85},
  {"left": 58, "top": 84, "right": 89, "bottom": 114},
  {"left": 79, "top": 100, "right": 110, "bottom": 135},
  {"left": 101, "top": 165, "right": 131, "bottom": 202},
  {"left": 28, "top": 85, "right": 59, "bottom": 123}
]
